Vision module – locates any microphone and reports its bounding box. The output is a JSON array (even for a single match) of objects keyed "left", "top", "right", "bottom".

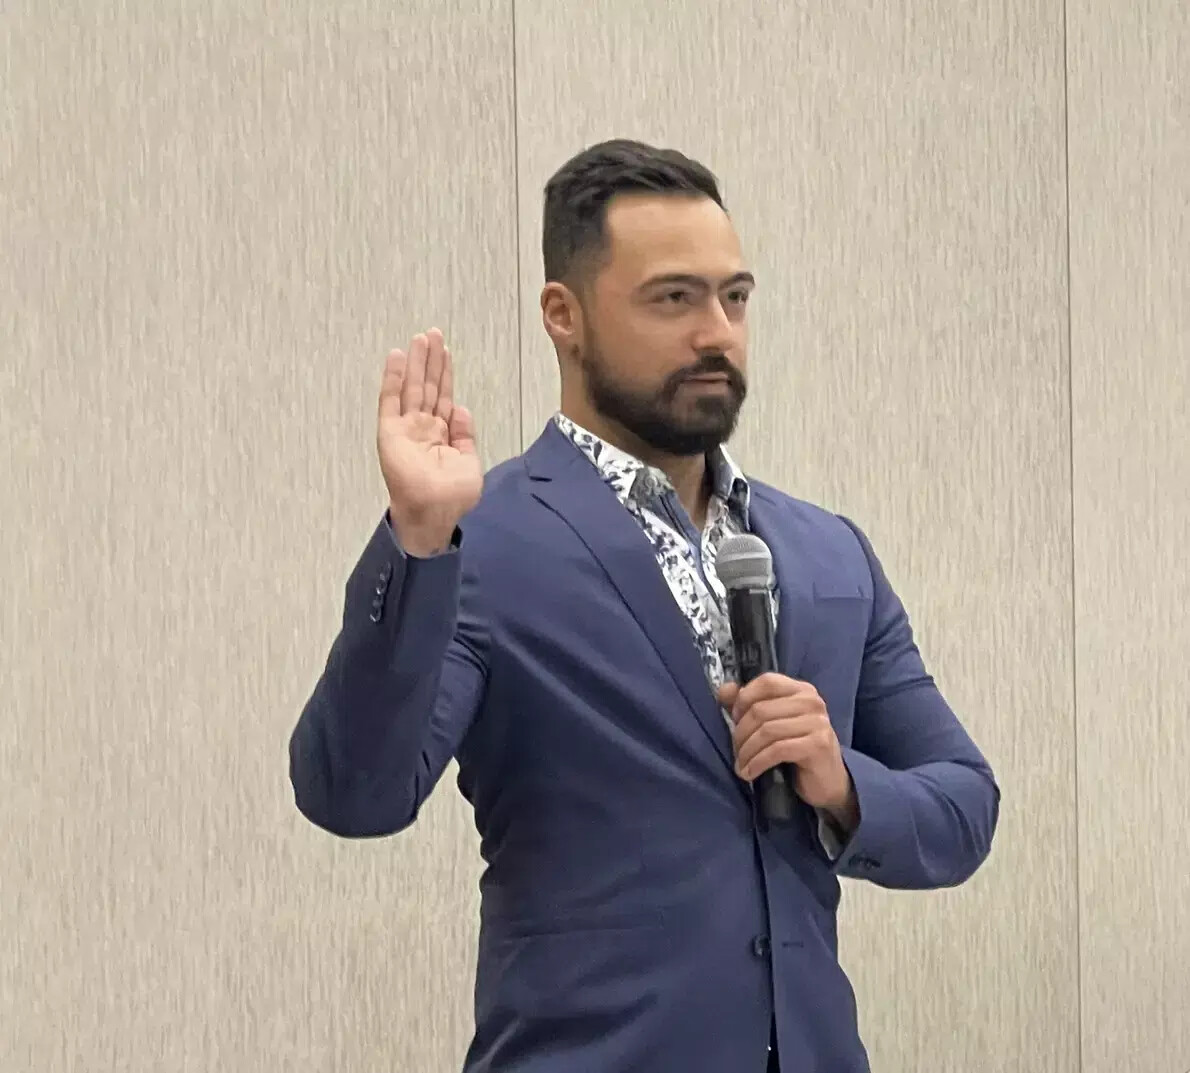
[{"left": 716, "top": 533, "right": 797, "bottom": 823}]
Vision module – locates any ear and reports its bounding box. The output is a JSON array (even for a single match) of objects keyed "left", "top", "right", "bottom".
[{"left": 540, "top": 281, "right": 583, "bottom": 356}]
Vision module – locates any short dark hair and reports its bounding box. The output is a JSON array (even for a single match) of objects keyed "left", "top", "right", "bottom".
[{"left": 541, "top": 139, "right": 725, "bottom": 287}]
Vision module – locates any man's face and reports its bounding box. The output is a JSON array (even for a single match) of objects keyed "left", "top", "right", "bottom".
[{"left": 575, "top": 193, "right": 752, "bottom": 456}]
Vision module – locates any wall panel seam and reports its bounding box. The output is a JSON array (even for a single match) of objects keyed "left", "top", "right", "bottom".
[
  {"left": 1060, "top": 1, "right": 1084, "bottom": 1070},
  {"left": 511, "top": 0, "right": 525, "bottom": 451}
]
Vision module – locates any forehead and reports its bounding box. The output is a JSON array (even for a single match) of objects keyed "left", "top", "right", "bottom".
[{"left": 599, "top": 193, "right": 744, "bottom": 283}]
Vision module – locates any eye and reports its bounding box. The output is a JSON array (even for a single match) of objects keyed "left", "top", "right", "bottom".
[
  {"left": 658, "top": 290, "right": 691, "bottom": 304},
  {"left": 725, "top": 288, "right": 751, "bottom": 305}
]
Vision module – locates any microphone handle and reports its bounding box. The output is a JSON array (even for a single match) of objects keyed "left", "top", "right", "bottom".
[{"left": 726, "top": 586, "right": 797, "bottom": 823}]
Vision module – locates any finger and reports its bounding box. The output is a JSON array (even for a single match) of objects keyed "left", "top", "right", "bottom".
[
  {"left": 739, "top": 736, "right": 816, "bottom": 781},
  {"left": 732, "top": 695, "right": 822, "bottom": 742},
  {"left": 379, "top": 348, "right": 407, "bottom": 423},
  {"left": 733, "top": 713, "right": 821, "bottom": 771},
  {"left": 734, "top": 672, "right": 801, "bottom": 710},
  {"left": 421, "top": 328, "right": 446, "bottom": 414},
  {"left": 448, "top": 404, "right": 478, "bottom": 456},
  {"left": 434, "top": 343, "right": 455, "bottom": 423},
  {"left": 717, "top": 682, "right": 741, "bottom": 712},
  {"left": 733, "top": 673, "right": 816, "bottom": 720},
  {"left": 401, "top": 333, "right": 428, "bottom": 412}
]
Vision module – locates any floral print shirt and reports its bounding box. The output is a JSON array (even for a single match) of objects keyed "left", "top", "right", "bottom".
[{"left": 554, "top": 412, "right": 751, "bottom": 698}]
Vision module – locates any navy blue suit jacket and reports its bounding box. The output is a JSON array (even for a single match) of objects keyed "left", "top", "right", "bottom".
[{"left": 289, "top": 421, "right": 1000, "bottom": 1072}]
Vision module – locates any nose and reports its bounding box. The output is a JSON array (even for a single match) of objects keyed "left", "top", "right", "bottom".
[{"left": 690, "top": 297, "right": 739, "bottom": 355}]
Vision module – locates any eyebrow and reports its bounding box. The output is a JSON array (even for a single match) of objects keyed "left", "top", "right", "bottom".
[{"left": 638, "top": 270, "right": 756, "bottom": 291}]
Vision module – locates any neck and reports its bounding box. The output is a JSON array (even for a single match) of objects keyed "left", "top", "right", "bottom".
[{"left": 560, "top": 401, "right": 712, "bottom": 527}]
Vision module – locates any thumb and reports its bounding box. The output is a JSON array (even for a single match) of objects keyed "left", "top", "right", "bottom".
[
  {"left": 717, "top": 681, "right": 741, "bottom": 712},
  {"left": 448, "top": 405, "right": 478, "bottom": 455}
]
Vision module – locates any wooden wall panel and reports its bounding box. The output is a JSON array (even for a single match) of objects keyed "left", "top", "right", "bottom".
[
  {"left": 0, "top": 3, "right": 516, "bottom": 1070},
  {"left": 1067, "top": 3, "right": 1190, "bottom": 1071}
]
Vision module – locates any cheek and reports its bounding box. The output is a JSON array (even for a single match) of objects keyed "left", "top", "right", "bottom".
[
  {"left": 590, "top": 314, "right": 694, "bottom": 384},
  {"left": 609, "top": 345, "right": 684, "bottom": 389}
]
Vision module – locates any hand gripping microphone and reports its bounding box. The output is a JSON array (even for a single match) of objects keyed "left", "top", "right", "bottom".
[{"left": 716, "top": 533, "right": 797, "bottom": 823}]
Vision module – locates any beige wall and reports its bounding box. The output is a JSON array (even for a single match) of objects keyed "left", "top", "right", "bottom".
[
  {"left": 1067, "top": 3, "right": 1190, "bottom": 1071},
  {"left": 2, "top": 3, "right": 1185, "bottom": 1071}
]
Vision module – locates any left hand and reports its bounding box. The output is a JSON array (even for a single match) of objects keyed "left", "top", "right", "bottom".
[{"left": 718, "top": 673, "right": 857, "bottom": 823}]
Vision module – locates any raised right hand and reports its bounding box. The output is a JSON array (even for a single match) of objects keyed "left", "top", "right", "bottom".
[{"left": 377, "top": 328, "right": 482, "bottom": 556}]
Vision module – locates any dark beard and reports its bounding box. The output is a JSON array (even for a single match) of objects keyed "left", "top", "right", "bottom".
[{"left": 582, "top": 347, "right": 747, "bottom": 457}]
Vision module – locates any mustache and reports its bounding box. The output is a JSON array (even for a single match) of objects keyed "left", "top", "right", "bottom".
[{"left": 664, "top": 354, "right": 746, "bottom": 394}]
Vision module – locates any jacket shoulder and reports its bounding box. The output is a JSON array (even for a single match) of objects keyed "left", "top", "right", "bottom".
[
  {"left": 749, "top": 478, "right": 849, "bottom": 531},
  {"left": 747, "top": 479, "right": 876, "bottom": 587}
]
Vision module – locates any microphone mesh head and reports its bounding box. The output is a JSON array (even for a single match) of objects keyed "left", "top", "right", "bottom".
[{"left": 716, "top": 533, "right": 774, "bottom": 590}]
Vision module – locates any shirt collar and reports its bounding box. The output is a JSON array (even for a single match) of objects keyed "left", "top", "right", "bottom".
[{"left": 552, "top": 412, "right": 751, "bottom": 521}]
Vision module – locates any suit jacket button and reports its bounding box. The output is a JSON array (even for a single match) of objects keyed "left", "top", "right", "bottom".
[{"left": 751, "top": 935, "right": 771, "bottom": 958}]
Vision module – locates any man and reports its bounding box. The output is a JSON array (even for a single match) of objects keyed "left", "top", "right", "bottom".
[{"left": 289, "top": 139, "right": 1000, "bottom": 1072}]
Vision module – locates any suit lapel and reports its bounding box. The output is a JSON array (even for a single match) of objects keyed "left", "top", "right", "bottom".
[{"left": 524, "top": 425, "right": 737, "bottom": 773}]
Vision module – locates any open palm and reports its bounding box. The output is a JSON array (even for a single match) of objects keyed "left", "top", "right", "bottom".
[{"left": 378, "top": 329, "right": 482, "bottom": 552}]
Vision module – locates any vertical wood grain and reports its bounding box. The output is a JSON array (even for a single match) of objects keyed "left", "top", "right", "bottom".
[
  {"left": 1, "top": 3, "right": 515, "bottom": 1070},
  {"left": 1067, "top": 3, "right": 1190, "bottom": 1071},
  {"left": 514, "top": 3, "right": 1077, "bottom": 1071}
]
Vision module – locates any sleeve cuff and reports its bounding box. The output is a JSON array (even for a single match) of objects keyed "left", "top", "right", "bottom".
[
  {"left": 824, "top": 747, "right": 904, "bottom": 878},
  {"left": 383, "top": 510, "right": 462, "bottom": 558},
  {"left": 815, "top": 810, "right": 846, "bottom": 860}
]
